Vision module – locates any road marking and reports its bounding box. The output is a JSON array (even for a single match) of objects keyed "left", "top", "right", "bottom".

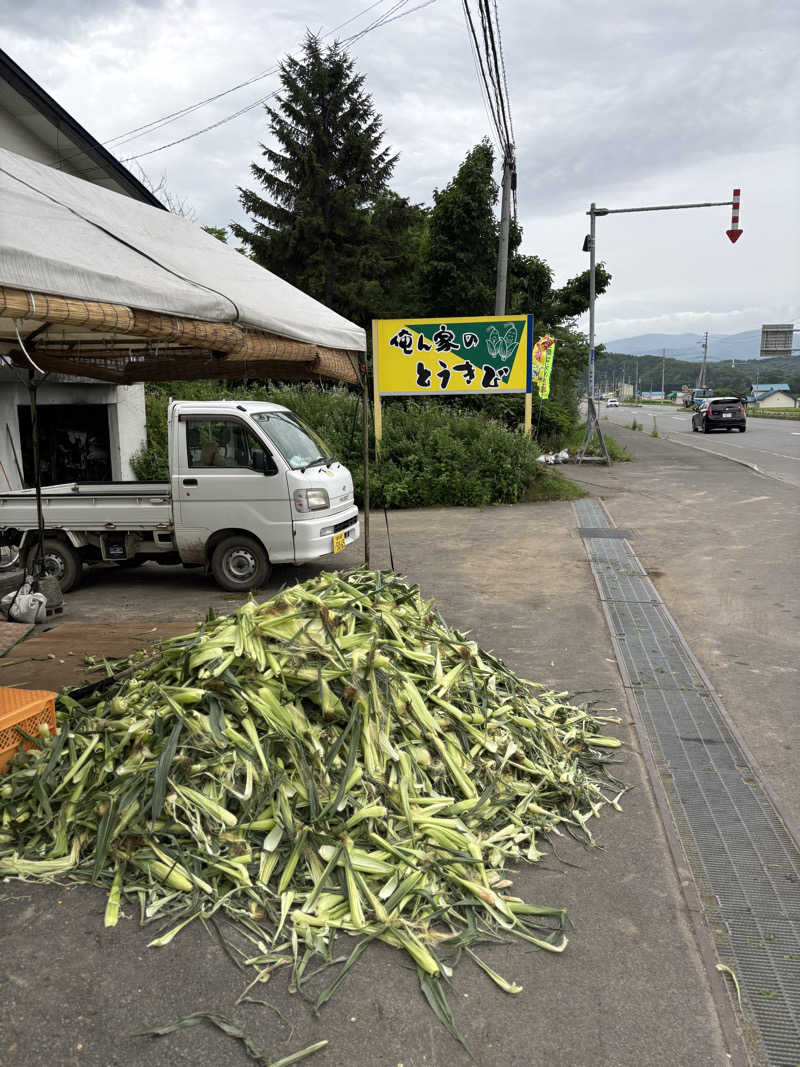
[
  {"left": 737, "top": 496, "right": 770, "bottom": 505},
  {"left": 671, "top": 416, "right": 687, "bottom": 421},
  {"left": 723, "top": 442, "right": 800, "bottom": 461},
  {"left": 793, "top": 432, "right": 800, "bottom": 436}
]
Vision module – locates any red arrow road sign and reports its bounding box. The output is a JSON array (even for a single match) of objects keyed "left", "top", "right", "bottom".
[{"left": 727, "top": 188, "right": 742, "bottom": 243}]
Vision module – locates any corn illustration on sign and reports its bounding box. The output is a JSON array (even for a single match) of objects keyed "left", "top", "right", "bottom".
[{"left": 374, "top": 315, "right": 532, "bottom": 395}]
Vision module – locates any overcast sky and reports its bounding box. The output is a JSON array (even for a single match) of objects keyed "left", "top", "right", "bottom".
[{"left": 5, "top": 0, "right": 799, "bottom": 342}]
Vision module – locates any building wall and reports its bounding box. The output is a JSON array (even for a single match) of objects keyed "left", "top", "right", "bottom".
[
  {"left": 0, "top": 103, "right": 86, "bottom": 178},
  {"left": 757, "top": 392, "right": 795, "bottom": 409},
  {"left": 0, "top": 375, "right": 147, "bottom": 489}
]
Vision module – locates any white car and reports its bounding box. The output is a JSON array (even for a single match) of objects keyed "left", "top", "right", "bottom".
[{"left": 606, "top": 398, "right": 620, "bottom": 407}]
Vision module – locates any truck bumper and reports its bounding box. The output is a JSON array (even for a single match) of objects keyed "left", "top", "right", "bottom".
[{"left": 292, "top": 507, "right": 360, "bottom": 563}]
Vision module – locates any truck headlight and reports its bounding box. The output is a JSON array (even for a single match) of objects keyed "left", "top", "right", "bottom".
[{"left": 294, "top": 488, "right": 330, "bottom": 512}]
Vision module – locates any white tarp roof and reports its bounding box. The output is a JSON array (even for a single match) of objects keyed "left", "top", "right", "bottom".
[{"left": 0, "top": 146, "right": 366, "bottom": 351}]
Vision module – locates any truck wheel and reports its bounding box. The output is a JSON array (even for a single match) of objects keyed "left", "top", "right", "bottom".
[
  {"left": 26, "top": 538, "right": 83, "bottom": 593},
  {"left": 211, "top": 535, "right": 270, "bottom": 592}
]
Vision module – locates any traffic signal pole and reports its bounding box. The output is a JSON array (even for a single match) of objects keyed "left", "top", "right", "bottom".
[
  {"left": 582, "top": 191, "right": 742, "bottom": 461},
  {"left": 588, "top": 203, "right": 597, "bottom": 402}
]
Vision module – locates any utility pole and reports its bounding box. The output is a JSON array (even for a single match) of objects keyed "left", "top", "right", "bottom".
[
  {"left": 697, "top": 331, "right": 709, "bottom": 388},
  {"left": 494, "top": 146, "right": 515, "bottom": 315},
  {"left": 661, "top": 348, "right": 666, "bottom": 400},
  {"left": 587, "top": 204, "right": 597, "bottom": 400}
]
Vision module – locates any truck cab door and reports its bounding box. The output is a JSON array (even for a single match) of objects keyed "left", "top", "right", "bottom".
[{"left": 172, "top": 415, "right": 294, "bottom": 564}]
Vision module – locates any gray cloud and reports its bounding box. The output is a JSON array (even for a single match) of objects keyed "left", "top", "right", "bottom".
[{"left": 3, "top": 0, "right": 798, "bottom": 336}]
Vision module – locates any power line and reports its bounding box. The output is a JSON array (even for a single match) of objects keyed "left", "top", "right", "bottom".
[
  {"left": 492, "top": 0, "right": 516, "bottom": 146},
  {"left": 460, "top": 0, "right": 505, "bottom": 147},
  {"left": 477, "top": 0, "right": 511, "bottom": 151},
  {"left": 105, "top": 0, "right": 397, "bottom": 151},
  {"left": 55, "top": 0, "right": 434, "bottom": 177},
  {"left": 119, "top": 0, "right": 435, "bottom": 164},
  {"left": 475, "top": 0, "right": 507, "bottom": 148}
]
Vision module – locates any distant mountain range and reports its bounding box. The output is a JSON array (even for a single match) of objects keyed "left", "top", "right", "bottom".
[{"left": 604, "top": 330, "right": 765, "bottom": 362}]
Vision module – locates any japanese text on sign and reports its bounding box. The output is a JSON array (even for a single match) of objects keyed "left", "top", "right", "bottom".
[{"left": 375, "top": 316, "right": 531, "bottom": 395}]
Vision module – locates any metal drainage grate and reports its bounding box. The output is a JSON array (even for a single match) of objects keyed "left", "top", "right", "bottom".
[
  {"left": 575, "top": 498, "right": 800, "bottom": 1067},
  {"left": 576, "top": 528, "right": 634, "bottom": 539}
]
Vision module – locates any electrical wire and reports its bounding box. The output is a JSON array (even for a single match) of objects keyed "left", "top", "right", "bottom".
[
  {"left": 478, "top": 0, "right": 512, "bottom": 151},
  {"left": 104, "top": 0, "right": 393, "bottom": 151},
  {"left": 53, "top": 0, "right": 435, "bottom": 177},
  {"left": 492, "top": 0, "right": 515, "bottom": 147},
  {"left": 120, "top": 0, "right": 436, "bottom": 164},
  {"left": 13, "top": 321, "right": 45, "bottom": 377},
  {"left": 460, "top": 0, "right": 505, "bottom": 148},
  {"left": 476, "top": 0, "right": 511, "bottom": 151},
  {"left": 460, "top": 2, "right": 501, "bottom": 150}
]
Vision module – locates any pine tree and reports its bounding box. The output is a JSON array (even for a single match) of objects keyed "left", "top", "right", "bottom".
[{"left": 231, "top": 34, "right": 397, "bottom": 325}]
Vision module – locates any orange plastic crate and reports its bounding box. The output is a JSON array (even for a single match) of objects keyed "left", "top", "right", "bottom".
[{"left": 0, "top": 687, "right": 58, "bottom": 773}]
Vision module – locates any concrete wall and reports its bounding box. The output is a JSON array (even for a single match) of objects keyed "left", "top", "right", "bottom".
[{"left": 0, "top": 374, "right": 147, "bottom": 488}]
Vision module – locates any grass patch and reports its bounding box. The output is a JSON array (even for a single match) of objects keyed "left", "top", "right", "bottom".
[
  {"left": 603, "top": 436, "right": 632, "bottom": 461},
  {"left": 521, "top": 470, "right": 587, "bottom": 502},
  {"left": 746, "top": 409, "right": 800, "bottom": 420},
  {"left": 565, "top": 427, "right": 632, "bottom": 463}
]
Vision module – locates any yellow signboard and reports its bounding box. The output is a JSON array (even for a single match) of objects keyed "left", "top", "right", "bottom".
[{"left": 374, "top": 315, "right": 531, "bottom": 396}]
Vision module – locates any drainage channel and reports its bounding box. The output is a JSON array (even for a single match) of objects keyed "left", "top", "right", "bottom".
[{"left": 575, "top": 498, "right": 800, "bottom": 1067}]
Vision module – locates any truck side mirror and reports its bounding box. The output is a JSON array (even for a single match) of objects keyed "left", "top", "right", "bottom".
[{"left": 251, "top": 449, "right": 277, "bottom": 475}]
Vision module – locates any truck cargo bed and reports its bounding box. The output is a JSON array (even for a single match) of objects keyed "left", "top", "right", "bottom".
[{"left": 0, "top": 483, "right": 173, "bottom": 530}]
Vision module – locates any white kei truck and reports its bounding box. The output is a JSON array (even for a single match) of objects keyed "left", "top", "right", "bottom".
[{"left": 0, "top": 401, "right": 360, "bottom": 593}]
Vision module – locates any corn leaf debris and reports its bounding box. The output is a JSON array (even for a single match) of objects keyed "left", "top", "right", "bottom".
[{"left": 0, "top": 570, "right": 624, "bottom": 1046}]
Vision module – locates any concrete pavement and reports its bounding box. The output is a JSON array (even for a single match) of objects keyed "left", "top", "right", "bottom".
[
  {"left": 570, "top": 420, "right": 800, "bottom": 834},
  {"left": 4, "top": 443, "right": 789, "bottom": 1067}
]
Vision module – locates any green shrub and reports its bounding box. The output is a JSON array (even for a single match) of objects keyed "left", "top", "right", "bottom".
[
  {"left": 131, "top": 383, "right": 551, "bottom": 509},
  {"left": 371, "top": 402, "right": 542, "bottom": 508}
]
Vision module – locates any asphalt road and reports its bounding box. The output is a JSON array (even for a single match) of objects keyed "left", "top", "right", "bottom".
[{"left": 600, "top": 404, "right": 800, "bottom": 487}]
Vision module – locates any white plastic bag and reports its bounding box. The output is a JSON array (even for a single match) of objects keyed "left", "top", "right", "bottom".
[{"left": 1, "top": 578, "right": 48, "bottom": 624}]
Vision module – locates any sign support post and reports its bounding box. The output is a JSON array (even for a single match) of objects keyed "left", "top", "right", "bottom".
[
  {"left": 523, "top": 312, "right": 533, "bottom": 437},
  {"left": 371, "top": 319, "right": 382, "bottom": 454}
]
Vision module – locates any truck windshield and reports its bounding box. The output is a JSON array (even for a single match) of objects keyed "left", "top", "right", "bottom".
[{"left": 250, "top": 411, "right": 334, "bottom": 470}]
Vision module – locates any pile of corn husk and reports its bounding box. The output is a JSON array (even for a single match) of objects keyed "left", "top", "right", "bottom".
[{"left": 0, "top": 569, "right": 624, "bottom": 1044}]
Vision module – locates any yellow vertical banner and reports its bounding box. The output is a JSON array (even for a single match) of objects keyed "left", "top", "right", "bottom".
[{"left": 531, "top": 335, "right": 556, "bottom": 399}]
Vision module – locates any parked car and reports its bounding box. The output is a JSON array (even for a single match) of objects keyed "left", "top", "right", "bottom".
[
  {"left": 691, "top": 397, "right": 746, "bottom": 434},
  {"left": 606, "top": 397, "right": 620, "bottom": 407}
]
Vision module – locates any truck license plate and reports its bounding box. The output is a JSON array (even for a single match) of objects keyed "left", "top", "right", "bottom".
[{"left": 332, "top": 531, "right": 346, "bottom": 553}]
